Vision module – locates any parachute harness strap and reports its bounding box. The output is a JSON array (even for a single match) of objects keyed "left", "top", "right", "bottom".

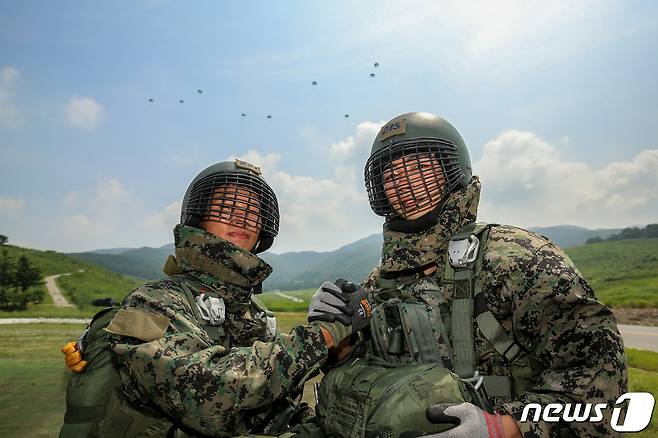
[
  {"left": 448, "top": 222, "right": 489, "bottom": 378},
  {"left": 172, "top": 276, "right": 226, "bottom": 344},
  {"left": 447, "top": 223, "right": 518, "bottom": 400}
]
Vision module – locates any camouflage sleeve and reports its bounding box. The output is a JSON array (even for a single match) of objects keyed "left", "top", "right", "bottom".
[
  {"left": 362, "top": 266, "right": 381, "bottom": 292},
  {"left": 109, "top": 283, "right": 328, "bottom": 436},
  {"left": 498, "top": 241, "right": 628, "bottom": 437}
]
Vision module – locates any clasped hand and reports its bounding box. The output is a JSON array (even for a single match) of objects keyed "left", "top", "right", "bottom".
[{"left": 307, "top": 279, "right": 372, "bottom": 355}]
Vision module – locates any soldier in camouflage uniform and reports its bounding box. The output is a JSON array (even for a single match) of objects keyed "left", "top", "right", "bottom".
[
  {"left": 309, "top": 113, "right": 627, "bottom": 437},
  {"left": 63, "top": 159, "right": 353, "bottom": 437}
]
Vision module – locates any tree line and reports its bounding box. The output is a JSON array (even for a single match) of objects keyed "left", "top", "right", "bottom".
[
  {"left": 0, "top": 235, "right": 44, "bottom": 311},
  {"left": 587, "top": 224, "right": 658, "bottom": 244}
]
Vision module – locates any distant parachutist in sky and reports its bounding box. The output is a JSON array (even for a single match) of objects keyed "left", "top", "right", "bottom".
[
  {"left": 374, "top": 62, "right": 379, "bottom": 67},
  {"left": 267, "top": 115, "right": 272, "bottom": 119},
  {"left": 179, "top": 99, "right": 184, "bottom": 103},
  {"left": 370, "top": 73, "right": 376, "bottom": 78},
  {"left": 241, "top": 113, "right": 246, "bottom": 117},
  {"left": 344, "top": 114, "right": 349, "bottom": 118},
  {"left": 148, "top": 98, "right": 154, "bottom": 102},
  {"left": 197, "top": 89, "right": 203, "bottom": 94},
  {"left": 312, "top": 81, "right": 317, "bottom": 85}
]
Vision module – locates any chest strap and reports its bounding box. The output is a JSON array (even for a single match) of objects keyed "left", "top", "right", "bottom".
[
  {"left": 446, "top": 223, "right": 522, "bottom": 381},
  {"left": 447, "top": 223, "right": 489, "bottom": 378}
]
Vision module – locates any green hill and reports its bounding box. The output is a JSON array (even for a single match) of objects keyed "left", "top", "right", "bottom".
[
  {"left": 69, "top": 244, "right": 172, "bottom": 280},
  {"left": 567, "top": 238, "right": 658, "bottom": 308},
  {"left": 70, "top": 225, "right": 624, "bottom": 291},
  {"left": 529, "top": 225, "right": 622, "bottom": 248},
  {"left": 0, "top": 245, "right": 144, "bottom": 317},
  {"left": 290, "top": 234, "right": 382, "bottom": 288},
  {"left": 2, "top": 245, "right": 89, "bottom": 277},
  {"left": 5, "top": 233, "right": 655, "bottom": 315}
]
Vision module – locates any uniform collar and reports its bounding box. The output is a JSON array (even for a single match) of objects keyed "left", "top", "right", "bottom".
[
  {"left": 380, "top": 177, "right": 481, "bottom": 276},
  {"left": 172, "top": 224, "right": 272, "bottom": 302}
]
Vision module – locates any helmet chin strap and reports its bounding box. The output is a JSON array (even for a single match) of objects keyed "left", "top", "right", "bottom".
[{"left": 253, "top": 235, "right": 274, "bottom": 254}]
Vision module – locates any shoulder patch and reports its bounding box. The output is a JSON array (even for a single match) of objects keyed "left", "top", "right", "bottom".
[{"left": 105, "top": 308, "right": 170, "bottom": 342}]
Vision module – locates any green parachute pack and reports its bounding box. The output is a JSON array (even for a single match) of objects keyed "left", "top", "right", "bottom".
[
  {"left": 315, "top": 223, "right": 536, "bottom": 438},
  {"left": 58, "top": 275, "right": 277, "bottom": 438},
  {"left": 60, "top": 306, "right": 122, "bottom": 438}
]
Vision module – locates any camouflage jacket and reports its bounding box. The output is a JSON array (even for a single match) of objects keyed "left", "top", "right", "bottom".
[
  {"left": 363, "top": 178, "right": 628, "bottom": 438},
  {"left": 107, "top": 225, "right": 328, "bottom": 437}
]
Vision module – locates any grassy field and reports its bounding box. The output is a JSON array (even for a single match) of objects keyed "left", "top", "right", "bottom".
[
  {"left": 255, "top": 289, "right": 315, "bottom": 312},
  {"left": 567, "top": 238, "right": 658, "bottom": 308},
  {"left": 0, "top": 323, "right": 86, "bottom": 438},
  {"left": 0, "top": 316, "right": 656, "bottom": 438}
]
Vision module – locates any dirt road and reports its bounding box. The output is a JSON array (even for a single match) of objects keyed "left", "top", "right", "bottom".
[{"left": 44, "top": 274, "right": 74, "bottom": 307}]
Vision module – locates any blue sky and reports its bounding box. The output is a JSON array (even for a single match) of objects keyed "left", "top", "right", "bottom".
[{"left": 1, "top": 1, "right": 657, "bottom": 253}]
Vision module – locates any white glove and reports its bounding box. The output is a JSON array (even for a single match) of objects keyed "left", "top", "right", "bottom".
[{"left": 423, "top": 403, "right": 504, "bottom": 438}]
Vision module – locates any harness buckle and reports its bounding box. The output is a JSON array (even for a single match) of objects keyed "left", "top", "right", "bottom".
[
  {"left": 448, "top": 234, "right": 480, "bottom": 268},
  {"left": 462, "top": 370, "right": 484, "bottom": 390},
  {"left": 195, "top": 294, "right": 226, "bottom": 326}
]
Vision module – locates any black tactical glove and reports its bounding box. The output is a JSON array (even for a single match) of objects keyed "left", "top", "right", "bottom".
[{"left": 308, "top": 279, "right": 372, "bottom": 333}]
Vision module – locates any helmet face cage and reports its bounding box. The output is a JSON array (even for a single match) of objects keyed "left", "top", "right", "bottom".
[
  {"left": 185, "top": 172, "right": 279, "bottom": 238},
  {"left": 364, "top": 139, "right": 464, "bottom": 218}
]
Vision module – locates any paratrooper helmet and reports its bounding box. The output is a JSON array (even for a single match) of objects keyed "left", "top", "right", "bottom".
[
  {"left": 181, "top": 159, "right": 279, "bottom": 253},
  {"left": 364, "top": 112, "right": 473, "bottom": 230}
]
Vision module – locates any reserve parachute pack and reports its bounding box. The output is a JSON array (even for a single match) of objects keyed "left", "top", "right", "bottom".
[
  {"left": 59, "top": 275, "right": 277, "bottom": 438},
  {"left": 316, "top": 222, "right": 530, "bottom": 438},
  {"left": 316, "top": 356, "right": 480, "bottom": 437}
]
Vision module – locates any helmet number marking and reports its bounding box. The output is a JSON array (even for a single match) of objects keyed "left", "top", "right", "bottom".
[{"left": 379, "top": 118, "right": 407, "bottom": 141}]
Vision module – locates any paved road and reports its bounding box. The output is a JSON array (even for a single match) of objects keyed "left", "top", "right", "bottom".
[
  {"left": 274, "top": 292, "right": 303, "bottom": 303},
  {"left": 44, "top": 273, "right": 74, "bottom": 307},
  {"left": 0, "top": 317, "right": 90, "bottom": 324},
  {"left": 0, "top": 317, "right": 656, "bottom": 352},
  {"left": 618, "top": 324, "right": 658, "bottom": 352}
]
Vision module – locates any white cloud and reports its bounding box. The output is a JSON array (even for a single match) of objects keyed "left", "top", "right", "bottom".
[
  {"left": 87, "top": 179, "right": 127, "bottom": 221},
  {"left": 0, "top": 66, "right": 22, "bottom": 128},
  {"left": 349, "top": 0, "right": 612, "bottom": 78},
  {"left": 64, "top": 95, "right": 105, "bottom": 131},
  {"left": 230, "top": 146, "right": 381, "bottom": 253},
  {"left": 93, "top": 179, "right": 125, "bottom": 203},
  {"left": 13, "top": 124, "right": 656, "bottom": 255},
  {"left": 329, "top": 121, "right": 383, "bottom": 159},
  {"left": 144, "top": 201, "right": 180, "bottom": 229},
  {"left": 475, "top": 130, "right": 658, "bottom": 228},
  {"left": 63, "top": 191, "right": 79, "bottom": 208},
  {"left": 436, "top": 0, "right": 588, "bottom": 56},
  {"left": 171, "top": 148, "right": 208, "bottom": 168},
  {"left": 61, "top": 213, "right": 112, "bottom": 236},
  {"left": 0, "top": 197, "right": 25, "bottom": 216},
  {"left": 230, "top": 150, "right": 283, "bottom": 173}
]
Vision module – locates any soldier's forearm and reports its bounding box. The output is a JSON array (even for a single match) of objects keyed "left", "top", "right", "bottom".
[
  {"left": 113, "top": 324, "right": 328, "bottom": 436},
  {"left": 501, "top": 415, "right": 522, "bottom": 438}
]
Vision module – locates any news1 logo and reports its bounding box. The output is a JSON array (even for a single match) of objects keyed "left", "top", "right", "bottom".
[{"left": 520, "top": 392, "right": 655, "bottom": 432}]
